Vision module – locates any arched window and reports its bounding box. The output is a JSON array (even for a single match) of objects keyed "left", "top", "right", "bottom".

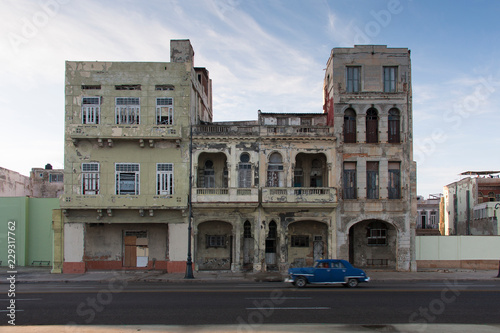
[
  {"left": 489, "top": 192, "right": 496, "bottom": 202},
  {"left": 388, "top": 108, "right": 400, "bottom": 143},
  {"left": 238, "top": 153, "right": 252, "bottom": 188},
  {"left": 344, "top": 108, "right": 356, "bottom": 143},
  {"left": 244, "top": 221, "right": 252, "bottom": 238},
  {"left": 267, "top": 153, "right": 284, "bottom": 187},
  {"left": 366, "top": 108, "right": 378, "bottom": 143}
]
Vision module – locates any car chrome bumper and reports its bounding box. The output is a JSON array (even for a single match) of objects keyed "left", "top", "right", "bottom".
[{"left": 284, "top": 277, "right": 294, "bottom": 283}]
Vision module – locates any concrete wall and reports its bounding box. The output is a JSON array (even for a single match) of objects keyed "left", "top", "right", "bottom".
[
  {"left": 0, "top": 168, "right": 31, "bottom": 197},
  {"left": 416, "top": 235, "right": 500, "bottom": 269},
  {"left": 0, "top": 197, "right": 59, "bottom": 266}
]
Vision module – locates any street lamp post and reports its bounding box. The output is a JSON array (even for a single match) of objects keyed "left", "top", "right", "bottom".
[{"left": 185, "top": 121, "right": 194, "bottom": 279}]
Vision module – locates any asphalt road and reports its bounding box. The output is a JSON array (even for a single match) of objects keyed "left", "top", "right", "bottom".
[{"left": 2, "top": 280, "right": 500, "bottom": 326}]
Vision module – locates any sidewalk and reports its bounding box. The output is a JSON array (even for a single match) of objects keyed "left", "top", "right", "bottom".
[{"left": 1, "top": 266, "right": 499, "bottom": 284}]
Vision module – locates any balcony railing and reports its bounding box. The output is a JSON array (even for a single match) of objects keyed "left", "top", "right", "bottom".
[
  {"left": 193, "top": 125, "right": 333, "bottom": 137},
  {"left": 192, "top": 187, "right": 259, "bottom": 204},
  {"left": 262, "top": 187, "right": 337, "bottom": 204}
]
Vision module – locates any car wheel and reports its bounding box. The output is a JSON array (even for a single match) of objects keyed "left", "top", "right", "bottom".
[
  {"left": 295, "top": 277, "right": 307, "bottom": 288},
  {"left": 347, "top": 278, "right": 358, "bottom": 288}
]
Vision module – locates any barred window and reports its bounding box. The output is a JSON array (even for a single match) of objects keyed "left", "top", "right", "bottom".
[
  {"left": 291, "top": 235, "right": 310, "bottom": 247},
  {"left": 82, "top": 97, "right": 100, "bottom": 124},
  {"left": 49, "top": 174, "right": 63, "bottom": 183},
  {"left": 82, "top": 163, "right": 99, "bottom": 195},
  {"left": 206, "top": 235, "right": 226, "bottom": 248},
  {"left": 115, "top": 98, "right": 140, "bottom": 124},
  {"left": 157, "top": 163, "right": 174, "bottom": 195}
]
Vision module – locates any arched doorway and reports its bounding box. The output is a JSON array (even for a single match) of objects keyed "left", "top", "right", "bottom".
[
  {"left": 348, "top": 220, "right": 396, "bottom": 269},
  {"left": 197, "top": 221, "right": 233, "bottom": 270},
  {"left": 265, "top": 221, "right": 278, "bottom": 271}
]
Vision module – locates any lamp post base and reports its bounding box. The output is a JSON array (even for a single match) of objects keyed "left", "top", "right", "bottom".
[{"left": 185, "top": 261, "right": 194, "bottom": 279}]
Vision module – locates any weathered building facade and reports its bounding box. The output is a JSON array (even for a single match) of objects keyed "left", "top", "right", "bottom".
[
  {"left": 61, "top": 40, "right": 212, "bottom": 273},
  {"left": 324, "top": 45, "right": 417, "bottom": 271},
  {"left": 416, "top": 195, "right": 441, "bottom": 235},
  {"left": 443, "top": 171, "right": 500, "bottom": 235},
  {"left": 61, "top": 42, "right": 416, "bottom": 273},
  {"left": 0, "top": 164, "right": 63, "bottom": 198}
]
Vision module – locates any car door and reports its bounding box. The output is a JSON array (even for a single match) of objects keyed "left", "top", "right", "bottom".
[
  {"left": 313, "top": 261, "right": 333, "bottom": 283},
  {"left": 330, "top": 260, "right": 347, "bottom": 283}
]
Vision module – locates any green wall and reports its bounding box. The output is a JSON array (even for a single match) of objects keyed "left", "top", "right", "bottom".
[{"left": 0, "top": 197, "right": 59, "bottom": 267}]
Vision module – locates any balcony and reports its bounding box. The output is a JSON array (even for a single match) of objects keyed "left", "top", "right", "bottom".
[
  {"left": 68, "top": 124, "right": 182, "bottom": 145},
  {"left": 263, "top": 187, "right": 337, "bottom": 208},
  {"left": 262, "top": 126, "right": 332, "bottom": 138},
  {"left": 192, "top": 187, "right": 259, "bottom": 207},
  {"left": 192, "top": 124, "right": 333, "bottom": 138},
  {"left": 60, "top": 194, "right": 187, "bottom": 209},
  {"left": 193, "top": 125, "right": 259, "bottom": 136}
]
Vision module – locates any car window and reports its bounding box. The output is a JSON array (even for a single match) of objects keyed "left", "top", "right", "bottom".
[{"left": 332, "top": 261, "right": 345, "bottom": 269}]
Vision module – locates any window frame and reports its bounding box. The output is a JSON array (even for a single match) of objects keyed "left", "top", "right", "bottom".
[
  {"left": 156, "top": 97, "right": 174, "bottom": 125},
  {"left": 49, "top": 173, "right": 63, "bottom": 183},
  {"left": 366, "top": 108, "right": 379, "bottom": 143},
  {"left": 115, "top": 163, "right": 140, "bottom": 195},
  {"left": 388, "top": 108, "right": 401, "bottom": 143},
  {"left": 82, "top": 96, "right": 101, "bottom": 124},
  {"left": 156, "top": 163, "right": 174, "bottom": 196},
  {"left": 383, "top": 66, "right": 397, "bottom": 93},
  {"left": 291, "top": 235, "right": 310, "bottom": 247},
  {"left": 343, "top": 108, "right": 357, "bottom": 143},
  {"left": 206, "top": 235, "right": 226, "bottom": 248},
  {"left": 82, "top": 162, "right": 99, "bottom": 195},
  {"left": 388, "top": 162, "right": 401, "bottom": 199},
  {"left": 366, "top": 162, "right": 379, "bottom": 199},
  {"left": 346, "top": 66, "right": 361, "bottom": 93},
  {"left": 343, "top": 162, "right": 357, "bottom": 199},
  {"left": 115, "top": 97, "right": 140, "bottom": 125}
]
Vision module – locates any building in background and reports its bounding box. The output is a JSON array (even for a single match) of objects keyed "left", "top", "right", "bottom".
[
  {"left": 323, "top": 45, "right": 417, "bottom": 271},
  {"left": 0, "top": 164, "right": 63, "bottom": 198},
  {"left": 443, "top": 171, "right": 500, "bottom": 235},
  {"left": 416, "top": 194, "right": 441, "bottom": 235}
]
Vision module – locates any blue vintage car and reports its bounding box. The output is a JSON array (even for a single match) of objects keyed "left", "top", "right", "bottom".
[{"left": 285, "top": 259, "right": 370, "bottom": 288}]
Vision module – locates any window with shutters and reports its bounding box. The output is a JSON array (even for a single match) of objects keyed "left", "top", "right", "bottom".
[
  {"left": 115, "top": 97, "right": 140, "bottom": 124},
  {"left": 156, "top": 97, "right": 174, "bottom": 125},
  {"left": 366, "top": 162, "right": 379, "bottom": 199},
  {"left": 82, "top": 163, "right": 99, "bottom": 195},
  {"left": 203, "top": 160, "right": 215, "bottom": 188},
  {"left": 388, "top": 162, "right": 401, "bottom": 199},
  {"left": 267, "top": 153, "right": 284, "bottom": 187},
  {"left": 82, "top": 97, "right": 100, "bottom": 124},
  {"left": 346, "top": 66, "right": 360, "bottom": 92},
  {"left": 388, "top": 108, "right": 400, "bottom": 143},
  {"left": 238, "top": 153, "right": 252, "bottom": 188},
  {"left": 343, "top": 108, "right": 356, "bottom": 143},
  {"left": 157, "top": 163, "right": 174, "bottom": 195},
  {"left": 343, "top": 162, "right": 357, "bottom": 199},
  {"left": 384, "top": 66, "right": 397, "bottom": 92},
  {"left": 116, "top": 163, "right": 140, "bottom": 195},
  {"left": 366, "top": 108, "right": 379, "bottom": 143}
]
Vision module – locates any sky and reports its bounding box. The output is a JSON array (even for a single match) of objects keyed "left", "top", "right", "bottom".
[{"left": 1, "top": 0, "right": 499, "bottom": 198}]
